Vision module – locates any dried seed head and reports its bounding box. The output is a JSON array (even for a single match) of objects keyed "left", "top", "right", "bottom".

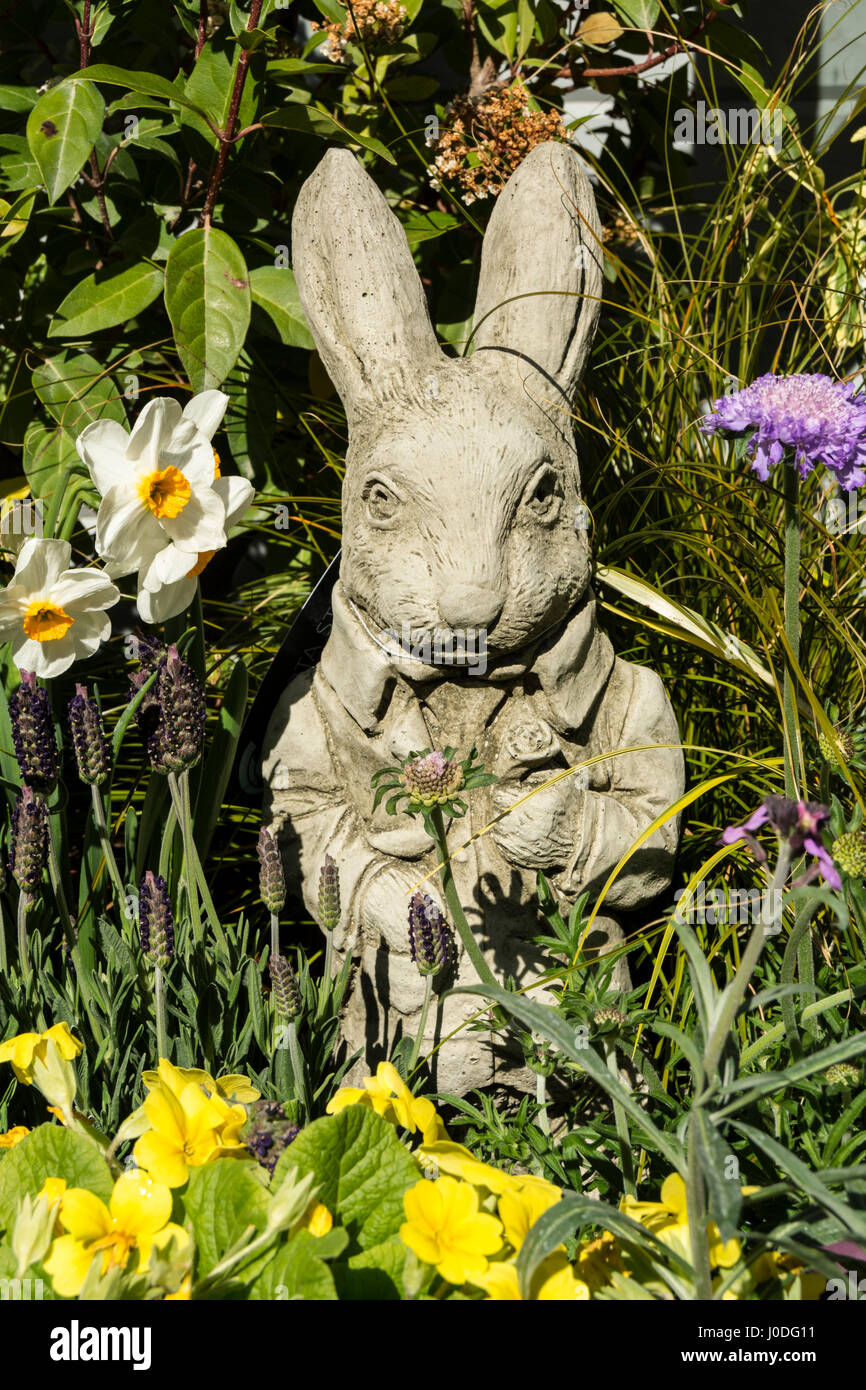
[
  {"left": 818, "top": 726, "right": 856, "bottom": 765},
  {"left": 9, "top": 671, "right": 59, "bottom": 790},
  {"left": 68, "top": 684, "right": 111, "bottom": 786},
  {"left": 257, "top": 827, "right": 286, "bottom": 915},
  {"left": 270, "top": 954, "right": 302, "bottom": 1021},
  {"left": 318, "top": 854, "right": 341, "bottom": 933},
  {"left": 138, "top": 870, "right": 175, "bottom": 967},
  {"left": 9, "top": 786, "right": 49, "bottom": 896}
]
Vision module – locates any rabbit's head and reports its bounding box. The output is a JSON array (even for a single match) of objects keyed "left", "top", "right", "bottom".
[{"left": 292, "top": 142, "right": 603, "bottom": 662}]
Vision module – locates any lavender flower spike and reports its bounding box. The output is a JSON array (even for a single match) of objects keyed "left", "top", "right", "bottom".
[
  {"left": 701, "top": 373, "right": 866, "bottom": 491},
  {"left": 68, "top": 684, "right": 111, "bottom": 786},
  {"left": 9, "top": 786, "right": 49, "bottom": 896},
  {"left": 9, "top": 671, "right": 59, "bottom": 790},
  {"left": 408, "top": 892, "right": 451, "bottom": 977},
  {"left": 138, "top": 871, "right": 175, "bottom": 966}
]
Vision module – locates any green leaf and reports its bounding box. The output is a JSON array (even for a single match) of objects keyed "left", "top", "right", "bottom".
[
  {"left": 164, "top": 227, "right": 251, "bottom": 392},
  {"left": 32, "top": 352, "right": 126, "bottom": 434},
  {"left": 48, "top": 263, "right": 164, "bottom": 338},
  {"left": 194, "top": 659, "right": 248, "bottom": 861},
  {"left": 183, "top": 1157, "right": 270, "bottom": 1277},
  {"left": 477, "top": 1, "right": 519, "bottom": 59},
  {"left": 730, "top": 1121, "right": 866, "bottom": 1242},
  {"left": 182, "top": 35, "right": 260, "bottom": 148},
  {"left": 65, "top": 65, "right": 210, "bottom": 120},
  {"left": 0, "top": 86, "right": 39, "bottom": 112},
  {"left": 26, "top": 81, "right": 105, "bottom": 204},
  {"left": 22, "top": 421, "right": 79, "bottom": 509},
  {"left": 261, "top": 104, "right": 396, "bottom": 164},
  {"left": 0, "top": 1125, "right": 113, "bottom": 1234},
  {"left": 692, "top": 1109, "right": 741, "bottom": 1241},
  {"left": 250, "top": 1229, "right": 339, "bottom": 1300},
  {"left": 612, "top": 0, "right": 660, "bottom": 28},
  {"left": 274, "top": 1108, "right": 421, "bottom": 1254},
  {"left": 249, "top": 266, "right": 314, "bottom": 349}
]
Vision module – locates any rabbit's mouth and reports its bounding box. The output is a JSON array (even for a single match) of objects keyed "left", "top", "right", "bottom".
[{"left": 348, "top": 598, "right": 495, "bottom": 671}]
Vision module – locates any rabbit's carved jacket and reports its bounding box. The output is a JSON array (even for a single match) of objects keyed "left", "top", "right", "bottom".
[{"left": 263, "top": 581, "right": 683, "bottom": 1093}]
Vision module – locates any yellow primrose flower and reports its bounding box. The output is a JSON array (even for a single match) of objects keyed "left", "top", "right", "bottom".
[
  {"left": 133, "top": 1079, "right": 248, "bottom": 1188},
  {"left": 576, "top": 1232, "right": 628, "bottom": 1291},
  {"left": 498, "top": 1183, "right": 561, "bottom": 1253},
  {"left": 142, "top": 1059, "right": 260, "bottom": 1105},
  {"left": 400, "top": 1176, "right": 502, "bottom": 1285},
  {"left": 304, "top": 1203, "right": 333, "bottom": 1237},
  {"left": 44, "top": 1173, "right": 183, "bottom": 1297},
  {"left": 326, "top": 1062, "right": 446, "bottom": 1144},
  {"left": 621, "top": 1172, "right": 741, "bottom": 1271},
  {"left": 0, "top": 1024, "right": 84, "bottom": 1111},
  {"left": 471, "top": 1253, "right": 590, "bottom": 1301},
  {"left": 0, "top": 1125, "right": 30, "bottom": 1148},
  {"left": 420, "top": 1141, "right": 561, "bottom": 1203}
]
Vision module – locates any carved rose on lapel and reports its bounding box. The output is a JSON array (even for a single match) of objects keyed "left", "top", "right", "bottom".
[{"left": 499, "top": 716, "right": 561, "bottom": 775}]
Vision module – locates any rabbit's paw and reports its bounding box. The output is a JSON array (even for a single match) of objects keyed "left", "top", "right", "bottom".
[
  {"left": 360, "top": 862, "right": 446, "bottom": 956},
  {"left": 491, "top": 771, "right": 584, "bottom": 870}
]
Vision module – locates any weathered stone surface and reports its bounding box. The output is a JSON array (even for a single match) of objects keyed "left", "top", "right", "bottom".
[{"left": 263, "top": 142, "right": 684, "bottom": 1096}]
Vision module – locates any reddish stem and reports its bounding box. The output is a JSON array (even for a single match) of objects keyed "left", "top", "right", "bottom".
[
  {"left": 558, "top": 3, "right": 725, "bottom": 83},
  {"left": 198, "top": 0, "right": 264, "bottom": 228}
]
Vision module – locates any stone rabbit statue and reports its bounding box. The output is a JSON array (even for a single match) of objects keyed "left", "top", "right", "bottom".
[{"left": 263, "top": 141, "right": 684, "bottom": 1097}]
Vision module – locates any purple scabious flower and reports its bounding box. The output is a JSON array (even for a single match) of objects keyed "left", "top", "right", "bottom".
[
  {"left": 700, "top": 373, "right": 866, "bottom": 490},
  {"left": 721, "top": 795, "right": 841, "bottom": 889},
  {"left": 9, "top": 671, "right": 59, "bottom": 790},
  {"left": 408, "top": 892, "right": 451, "bottom": 977}
]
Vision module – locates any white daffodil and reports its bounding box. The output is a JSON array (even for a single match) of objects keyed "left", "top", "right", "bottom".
[
  {"left": 76, "top": 391, "right": 254, "bottom": 625},
  {"left": 0, "top": 538, "right": 119, "bottom": 678}
]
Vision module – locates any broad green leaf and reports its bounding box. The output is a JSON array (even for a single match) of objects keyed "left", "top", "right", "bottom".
[
  {"left": 0, "top": 190, "right": 37, "bottom": 242},
  {"left": 250, "top": 1229, "right": 340, "bottom": 1300},
  {"left": 477, "top": 1, "right": 519, "bottom": 58},
  {"left": 0, "top": 1124, "right": 113, "bottom": 1234},
  {"left": 48, "top": 263, "right": 164, "bottom": 338},
  {"left": 22, "top": 421, "right": 79, "bottom": 509},
  {"left": 0, "top": 86, "right": 39, "bottom": 112},
  {"left": 183, "top": 1157, "right": 270, "bottom": 1277},
  {"left": 65, "top": 65, "right": 210, "bottom": 120},
  {"left": 183, "top": 36, "right": 260, "bottom": 147},
  {"left": 577, "top": 10, "right": 624, "bottom": 45},
  {"left": 26, "top": 81, "right": 105, "bottom": 204},
  {"left": 32, "top": 352, "right": 126, "bottom": 433},
  {"left": 165, "top": 227, "right": 251, "bottom": 392},
  {"left": 249, "top": 266, "right": 314, "bottom": 349},
  {"left": 275, "top": 1108, "right": 421, "bottom": 1253},
  {"left": 612, "top": 0, "right": 659, "bottom": 29},
  {"left": 261, "top": 104, "right": 396, "bottom": 164},
  {"left": 340, "top": 1234, "right": 410, "bottom": 1300}
]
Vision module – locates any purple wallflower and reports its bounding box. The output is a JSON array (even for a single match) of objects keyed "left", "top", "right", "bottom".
[
  {"left": 700, "top": 373, "right": 866, "bottom": 490},
  {"left": 721, "top": 795, "right": 841, "bottom": 889}
]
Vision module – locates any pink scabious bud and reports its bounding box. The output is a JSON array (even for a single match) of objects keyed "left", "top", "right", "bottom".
[
  {"left": 67, "top": 683, "right": 111, "bottom": 786},
  {"left": 257, "top": 828, "right": 286, "bottom": 915},
  {"left": 9, "top": 671, "right": 59, "bottom": 791},
  {"left": 138, "top": 870, "right": 174, "bottom": 967},
  {"left": 401, "top": 750, "right": 464, "bottom": 807},
  {"left": 408, "top": 892, "right": 451, "bottom": 977},
  {"left": 9, "top": 786, "right": 49, "bottom": 896},
  {"left": 317, "top": 854, "right": 340, "bottom": 933}
]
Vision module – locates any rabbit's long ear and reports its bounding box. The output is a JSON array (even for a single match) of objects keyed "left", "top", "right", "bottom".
[
  {"left": 471, "top": 142, "right": 603, "bottom": 402},
  {"left": 292, "top": 149, "right": 443, "bottom": 415}
]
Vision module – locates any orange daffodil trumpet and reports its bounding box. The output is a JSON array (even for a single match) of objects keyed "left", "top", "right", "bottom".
[
  {"left": 0, "top": 539, "right": 119, "bottom": 678},
  {"left": 76, "top": 391, "right": 254, "bottom": 623}
]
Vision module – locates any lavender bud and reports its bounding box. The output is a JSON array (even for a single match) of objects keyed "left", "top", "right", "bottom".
[
  {"left": 317, "top": 854, "right": 340, "bottom": 933},
  {"left": 67, "top": 684, "right": 111, "bottom": 786},
  {"left": 9, "top": 786, "right": 49, "bottom": 896},
  {"left": 242, "top": 1099, "right": 300, "bottom": 1176},
  {"left": 270, "top": 954, "right": 302, "bottom": 1021},
  {"left": 132, "top": 644, "right": 206, "bottom": 775},
  {"left": 138, "top": 871, "right": 175, "bottom": 967},
  {"left": 408, "top": 892, "right": 451, "bottom": 978},
  {"left": 9, "top": 671, "right": 59, "bottom": 790},
  {"left": 257, "top": 828, "right": 286, "bottom": 914}
]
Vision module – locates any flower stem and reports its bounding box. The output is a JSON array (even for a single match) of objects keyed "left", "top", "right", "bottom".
[
  {"left": 285, "top": 1019, "right": 309, "bottom": 1116},
  {"left": 154, "top": 963, "right": 169, "bottom": 1063},
  {"left": 169, "top": 772, "right": 202, "bottom": 947},
  {"left": 17, "top": 890, "right": 32, "bottom": 988},
  {"left": 535, "top": 1068, "right": 551, "bottom": 1138},
  {"left": 90, "top": 783, "right": 132, "bottom": 936},
  {"left": 408, "top": 973, "right": 434, "bottom": 1074},
  {"left": 429, "top": 806, "right": 497, "bottom": 987},
  {"left": 46, "top": 820, "right": 106, "bottom": 1048},
  {"left": 0, "top": 898, "right": 7, "bottom": 976},
  {"left": 782, "top": 466, "right": 802, "bottom": 798},
  {"left": 179, "top": 770, "right": 229, "bottom": 953},
  {"left": 270, "top": 910, "right": 280, "bottom": 963}
]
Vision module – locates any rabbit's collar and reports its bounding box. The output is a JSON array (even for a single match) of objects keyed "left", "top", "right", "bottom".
[{"left": 321, "top": 583, "right": 615, "bottom": 737}]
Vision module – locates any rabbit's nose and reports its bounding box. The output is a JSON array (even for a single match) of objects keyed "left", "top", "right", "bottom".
[{"left": 438, "top": 583, "right": 502, "bottom": 629}]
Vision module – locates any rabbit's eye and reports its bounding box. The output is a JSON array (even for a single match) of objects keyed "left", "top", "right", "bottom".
[
  {"left": 363, "top": 479, "right": 401, "bottom": 525},
  {"left": 523, "top": 466, "right": 562, "bottom": 522}
]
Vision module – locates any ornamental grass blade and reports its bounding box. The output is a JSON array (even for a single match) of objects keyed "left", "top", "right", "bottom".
[{"left": 730, "top": 1120, "right": 866, "bottom": 1242}]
